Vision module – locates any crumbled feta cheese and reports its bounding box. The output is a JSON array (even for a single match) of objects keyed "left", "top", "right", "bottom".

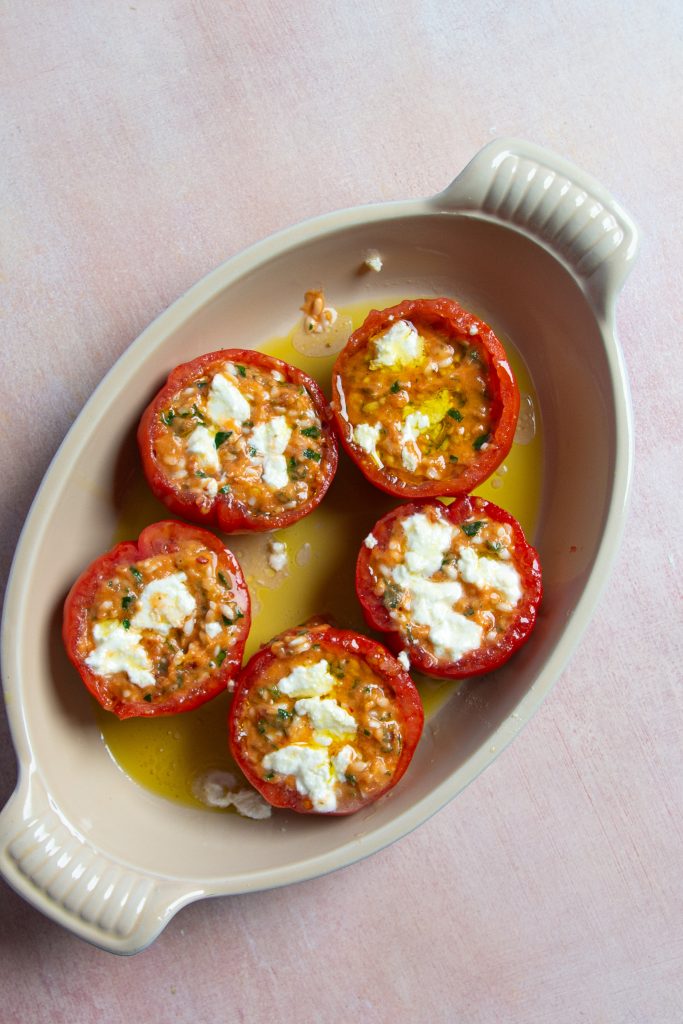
[
  {"left": 469, "top": 325, "right": 478, "bottom": 336},
  {"left": 397, "top": 650, "right": 411, "bottom": 670},
  {"left": 186, "top": 425, "right": 220, "bottom": 472},
  {"left": 86, "top": 620, "right": 155, "bottom": 688},
  {"left": 364, "top": 533, "right": 378, "bottom": 549},
  {"left": 294, "top": 697, "right": 357, "bottom": 741},
  {"left": 353, "top": 421, "right": 382, "bottom": 462},
  {"left": 277, "top": 659, "right": 336, "bottom": 698},
  {"left": 363, "top": 250, "right": 383, "bottom": 272},
  {"left": 262, "top": 744, "right": 337, "bottom": 812},
  {"left": 267, "top": 539, "right": 288, "bottom": 572},
  {"left": 401, "top": 512, "right": 455, "bottom": 576},
  {"left": 207, "top": 372, "right": 251, "bottom": 426},
  {"left": 249, "top": 416, "right": 292, "bottom": 489},
  {"left": 457, "top": 547, "right": 522, "bottom": 605},
  {"left": 392, "top": 565, "right": 482, "bottom": 661},
  {"left": 332, "top": 744, "right": 356, "bottom": 777},
  {"left": 401, "top": 411, "right": 430, "bottom": 472},
  {"left": 131, "top": 573, "right": 196, "bottom": 636},
  {"left": 205, "top": 621, "right": 222, "bottom": 639},
  {"left": 371, "top": 320, "right": 424, "bottom": 368}
]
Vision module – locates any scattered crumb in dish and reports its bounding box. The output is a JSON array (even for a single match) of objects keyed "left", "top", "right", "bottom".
[{"left": 192, "top": 769, "right": 272, "bottom": 819}]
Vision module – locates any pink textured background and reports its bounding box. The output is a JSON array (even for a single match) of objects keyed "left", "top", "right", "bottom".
[{"left": 1, "top": 2, "right": 681, "bottom": 1021}]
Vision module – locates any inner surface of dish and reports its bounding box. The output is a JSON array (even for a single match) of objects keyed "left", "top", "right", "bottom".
[{"left": 98, "top": 298, "right": 543, "bottom": 811}]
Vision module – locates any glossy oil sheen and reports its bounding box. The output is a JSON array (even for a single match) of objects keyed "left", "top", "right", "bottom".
[{"left": 99, "top": 299, "right": 543, "bottom": 810}]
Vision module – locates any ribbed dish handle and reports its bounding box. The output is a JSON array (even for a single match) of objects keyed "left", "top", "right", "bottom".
[
  {"left": 434, "top": 138, "right": 638, "bottom": 314},
  {"left": 0, "top": 771, "right": 199, "bottom": 955}
]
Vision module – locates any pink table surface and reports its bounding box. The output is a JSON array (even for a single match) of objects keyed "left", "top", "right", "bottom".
[{"left": 1, "top": 2, "right": 681, "bottom": 1022}]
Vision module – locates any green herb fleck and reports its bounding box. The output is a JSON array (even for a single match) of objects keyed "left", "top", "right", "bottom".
[
  {"left": 195, "top": 379, "right": 208, "bottom": 388},
  {"left": 363, "top": 728, "right": 371, "bottom": 737},
  {"left": 218, "top": 485, "right": 231, "bottom": 494},
  {"left": 473, "top": 432, "right": 490, "bottom": 450},
  {"left": 257, "top": 720, "right": 267, "bottom": 735},
  {"left": 122, "top": 619, "right": 131, "bottom": 630},
  {"left": 447, "top": 407, "right": 463, "bottom": 422},
  {"left": 345, "top": 773, "right": 357, "bottom": 786},
  {"left": 218, "top": 571, "right": 229, "bottom": 586},
  {"left": 143, "top": 693, "right": 153, "bottom": 702},
  {"left": 277, "top": 707, "right": 292, "bottom": 721},
  {"left": 265, "top": 771, "right": 275, "bottom": 781},
  {"left": 236, "top": 364, "right": 247, "bottom": 377},
  {"left": 195, "top": 470, "right": 207, "bottom": 478},
  {"left": 303, "top": 448, "right": 321, "bottom": 462},
  {"left": 215, "top": 649, "right": 227, "bottom": 666},
  {"left": 121, "top": 594, "right": 134, "bottom": 610},
  {"left": 301, "top": 425, "right": 321, "bottom": 438},
  {"left": 161, "top": 409, "right": 175, "bottom": 426},
  {"left": 130, "top": 566, "right": 143, "bottom": 583},
  {"left": 449, "top": 454, "right": 459, "bottom": 462},
  {"left": 214, "top": 431, "right": 232, "bottom": 448},
  {"left": 461, "top": 520, "right": 483, "bottom": 537},
  {"left": 192, "top": 403, "right": 206, "bottom": 423},
  {"left": 390, "top": 381, "right": 401, "bottom": 394},
  {"left": 464, "top": 606, "right": 475, "bottom": 617}
]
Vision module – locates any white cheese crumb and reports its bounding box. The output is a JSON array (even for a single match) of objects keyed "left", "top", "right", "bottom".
[
  {"left": 86, "top": 621, "right": 155, "bottom": 688},
  {"left": 364, "top": 533, "right": 378, "bottom": 549},
  {"left": 205, "top": 621, "right": 222, "bottom": 639},
  {"left": 277, "top": 659, "right": 336, "bottom": 698},
  {"left": 262, "top": 745, "right": 337, "bottom": 812},
  {"left": 371, "top": 320, "right": 424, "bottom": 368},
  {"left": 131, "top": 572, "right": 196, "bottom": 636},
  {"left": 353, "top": 421, "right": 382, "bottom": 456},
  {"left": 397, "top": 650, "right": 411, "bottom": 671},
  {"left": 401, "top": 410, "right": 430, "bottom": 472},
  {"left": 469, "top": 325, "right": 478, "bottom": 336},
  {"left": 267, "top": 539, "right": 288, "bottom": 572},
  {"left": 249, "top": 416, "right": 292, "bottom": 489},
  {"left": 207, "top": 372, "right": 251, "bottom": 426},
  {"left": 363, "top": 250, "right": 383, "bottom": 272},
  {"left": 294, "top": 697, "right": 357, "bottom": 740},
  {"left": 457, "top": 547, "right": 522, "bottom": 605},
  {"left": 186, "top": 425, "right": 220, "bottom": 472}
]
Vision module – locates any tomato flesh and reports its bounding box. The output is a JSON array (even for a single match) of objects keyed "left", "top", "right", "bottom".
[
  {"left": 229, "top": 620, "right": 424, "bottom": 815},
  {"left": 138, "top": 349, "right": 338, "bottom": 532},
  {"left": 331, "top": 298, "right": 519, "bottom": 498},
  {"left": 356, "top": 497, "right": 542, "bottom": 679},
  {"left": 63, "top": 521, "right": 251, "bottom": 718}
]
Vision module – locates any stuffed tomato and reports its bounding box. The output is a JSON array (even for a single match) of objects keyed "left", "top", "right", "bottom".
[
  {"left": 138, "top": 349, "right": 338, "bottom": 532},
  {"left": 331, "top": 297, "right": 519, "bottom": 498},
  {"left": 63, "top": 521, "right": 250, "bottom": 718},
  {"left": 229, "top": 619, "right": 424, "bottom": 815},
  {"left": 357, "top": 497, "right": 542, "bottom": 679}
]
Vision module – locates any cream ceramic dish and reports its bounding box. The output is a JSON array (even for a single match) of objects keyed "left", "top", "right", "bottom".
[{"left": 0, "top": 140, "right": 637, "bottom": 954}]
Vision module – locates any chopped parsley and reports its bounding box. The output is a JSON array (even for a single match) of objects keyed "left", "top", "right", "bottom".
[
  {"left": 447, "top": 407, "right": 463, "bottom": 422},
  {"left": 214, "top": 430, "right": 232, "bottom": 448},
  {"left": 473, "top": 432, "right": 490, "bottom": 450},
  {"left": 303, "top": 448, "right": 321, "bottom": 462},
  {"left": 390, "top": 381, "right": 401, "bottom": 394},
  {"left": 130, "top": 566, "right": 143, "bottom": 584},
  {"left": 192, "top": 403, "right": 206, "bottom": 423},
  {"left": 217, "top": 571, "right": 229, "bottom": 587},
  {"left": 218, "top": 485, "right": 231, "bottom": 494},
  {"left": 215, "top": 649, "right": 227, "bottom": 666},
  {"left": 121, "top": 618, "right": 131, "bottom": 630},
  {"left": 143, "top": 693, "right": 153, "bottom": 702},
  {"left": 235, "top": 364, "right": 247, "bottom": 378},
  {"left": 277, "top": 707, "right": 292, "bottom": 721},
  {"left": 121, "top": 594, "right": 135, "bottom": 610},
  {"left": 300, "top": 425, "right": 321, "bottom": 438},
  {"left": 160, "top": 409, "right": 175, "bottom": 426},
  {"left": 461, "top": 520, "right": 483, "bottom": 537}
]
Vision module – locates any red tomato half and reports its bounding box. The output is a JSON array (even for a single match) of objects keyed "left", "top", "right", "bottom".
[
  {"left": 63, "top": 520, "right": 251, "bottom": 718},
  {"left": 356, "top": 497, "right": 542, "bottom": 679},
  {"left": 229, "top": 619, "right": 424, "bottom": 815},
  {"left": 138, "top": 349, "right": 338, "bottom": 532},
  {"left": 331, "top": 297, "right": 520, "bottom": 498}
]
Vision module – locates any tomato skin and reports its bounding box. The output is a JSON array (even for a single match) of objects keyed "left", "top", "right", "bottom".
[
  {"left": 137, "top": 348, "right": 338, "bottom": 533},
  {"left": 331, "top": 297, "right": 520, "bottom": 498},
  {"left": 63, "top": 520, "right": 251, "bottom": 719},
  {"left": 228, "top": 620, "right": 424, "bottom": 815},
  {"left": 356, "top": 497, "right": 542, "bottom": 680}
]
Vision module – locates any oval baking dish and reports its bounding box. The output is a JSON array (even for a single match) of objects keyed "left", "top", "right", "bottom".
[{"left": 0, "top": 139, "right": 637, "bottom": 954}]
